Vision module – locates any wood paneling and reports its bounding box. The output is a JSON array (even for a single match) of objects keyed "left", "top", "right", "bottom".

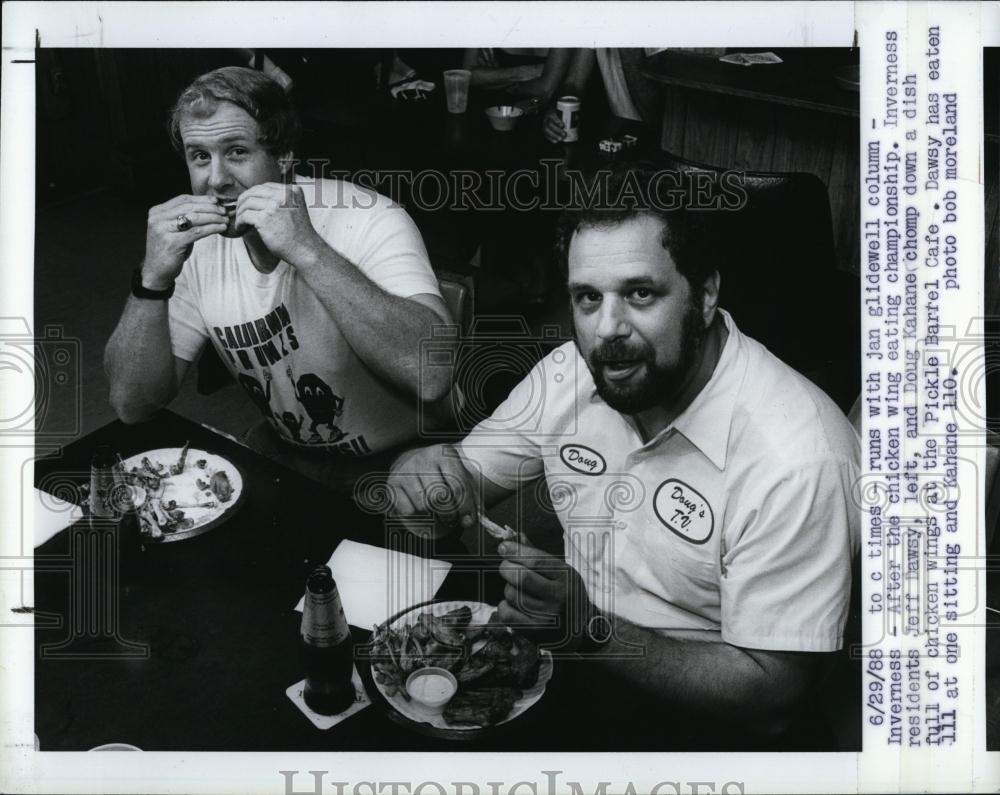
[
  {"left": 681, "top": 92, "right": 741, "bottom": 172},
  {"left": 733, "top": 101, "right": 777, "bottom": 171},
  {"left": 827, "top": 120, "right": 860, "bottom": 276},
  {"left": 659, "top": 91, "right": 860, "bottom": 274},
  {"left": 659, "top": 86, "right": 688, "bottom": 157}
]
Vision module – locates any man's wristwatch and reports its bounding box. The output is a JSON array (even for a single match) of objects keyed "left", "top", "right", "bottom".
[
  {"left": 131, "top": 268, "right": 175, "bottom": 300},
  {"left": 577, "top": 605, "right": 613, "bottom": 654}
]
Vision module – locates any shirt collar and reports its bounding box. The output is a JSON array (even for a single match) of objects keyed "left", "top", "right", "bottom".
[{"left": 668, "top": 310, "right": 743, "bottom": 470}]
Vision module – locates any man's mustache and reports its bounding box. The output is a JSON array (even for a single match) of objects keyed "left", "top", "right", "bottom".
[{"left": 590, "top": 340, "right": 652, "bottom": 363}]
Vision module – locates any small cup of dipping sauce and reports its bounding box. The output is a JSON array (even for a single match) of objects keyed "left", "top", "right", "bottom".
[{"left": 405, "top": 667, "right": 458, "bottom": 715}]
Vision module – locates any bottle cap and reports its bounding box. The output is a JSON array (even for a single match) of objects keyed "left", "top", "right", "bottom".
[{"left": 306, "top": 565, "right": 334, "bottom": 594}]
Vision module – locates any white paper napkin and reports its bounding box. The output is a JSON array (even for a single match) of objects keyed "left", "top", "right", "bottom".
[
  {"left": 34, "top": 487, "right": 83, "bottom": 548},
  {"left": 294, "top": 540, "right": 451, "bottom": 630}
]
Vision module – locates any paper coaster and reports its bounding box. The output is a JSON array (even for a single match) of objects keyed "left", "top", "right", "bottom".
[{"left": 286, "top": 666, "right": 371, "bottom": 729}]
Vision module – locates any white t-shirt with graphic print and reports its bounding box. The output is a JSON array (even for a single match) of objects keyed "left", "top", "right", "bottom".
[
  {"left": 168, "top": 177, "right": 442, "bottom": 456},
  {"left": 460, "top": 310, "right": 860, "bottom": 653}
]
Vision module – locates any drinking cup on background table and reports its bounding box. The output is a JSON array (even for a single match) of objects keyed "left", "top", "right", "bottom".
[
  {"left": 557, "top": 95, "right": 581, "bottom": 142},
  {"left": 485, "top": 105, "right": 525, "bottom": 131},
  {"left": 443, "top": 69, "right": 472, "bottom": 113}
]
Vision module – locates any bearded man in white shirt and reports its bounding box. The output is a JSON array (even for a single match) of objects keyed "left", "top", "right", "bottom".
[{"left": 388, "top": 164, "right": 860, "bottom": 746}]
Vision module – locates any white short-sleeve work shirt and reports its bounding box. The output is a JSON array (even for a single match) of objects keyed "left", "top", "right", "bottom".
[{"left": 460, "top": 311, "right": 860, "bottom": 652}]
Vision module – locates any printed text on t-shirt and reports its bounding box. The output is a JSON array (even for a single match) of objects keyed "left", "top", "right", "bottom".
[{"left": 213, "top": 302, "right": 300, "bottom": 370}]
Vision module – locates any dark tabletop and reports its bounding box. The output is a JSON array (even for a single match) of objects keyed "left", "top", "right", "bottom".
[
  {"left": 642, "top": 48, "right": 861, "bottom": 118},
  {"left": 33, "top": 410, "right": 680, "bottom": 752}
]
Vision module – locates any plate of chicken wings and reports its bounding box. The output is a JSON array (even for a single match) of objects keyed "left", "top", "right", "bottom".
[{"left": 364, "top": 600, "right": 554, "bottom": 738}]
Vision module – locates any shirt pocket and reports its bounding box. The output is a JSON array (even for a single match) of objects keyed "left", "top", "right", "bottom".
[{"left": 623, "top": 514, "right": 721, "bottom": 607}]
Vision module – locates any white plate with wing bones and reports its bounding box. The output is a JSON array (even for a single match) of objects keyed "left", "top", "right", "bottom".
[{"left": 119, "top": 444, "right": 245, "bottom": 542}]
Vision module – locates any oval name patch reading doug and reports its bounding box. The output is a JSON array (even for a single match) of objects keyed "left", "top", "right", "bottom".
[
  {"left": 559, "top": 444, "right": 607, "bottom": 476},
  {"left": 653, "top": 479, "right": 714, "bottom": 544}
]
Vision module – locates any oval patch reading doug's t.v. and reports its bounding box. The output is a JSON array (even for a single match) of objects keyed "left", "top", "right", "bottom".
[{"left": 653, "top": 479, "right": 714, "bottom": 544}]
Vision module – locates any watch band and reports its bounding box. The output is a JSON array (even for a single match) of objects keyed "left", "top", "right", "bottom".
[{"left": 131, "top": 268, "right": 175, "bottom": 300}]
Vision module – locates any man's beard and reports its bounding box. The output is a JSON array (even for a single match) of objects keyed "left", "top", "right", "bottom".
[{"left": 578, "top": 299, "right": 708, "bottom": 415}]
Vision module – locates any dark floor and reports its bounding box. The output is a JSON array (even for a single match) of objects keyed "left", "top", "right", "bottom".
[{"left": 33, "top": 187, "right": 573, "bottom": 445}]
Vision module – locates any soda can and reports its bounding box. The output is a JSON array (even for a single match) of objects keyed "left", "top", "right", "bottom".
[{"left": 557, "top": 95, "right": 581, "bottom": 142}]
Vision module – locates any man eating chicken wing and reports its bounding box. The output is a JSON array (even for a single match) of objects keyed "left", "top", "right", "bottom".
[
  {"left": 105, "top": 67, "right": 455, "bottom": 491},
  {"left": 388, "top": 164, "right": 859, "bottom": 747}
]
